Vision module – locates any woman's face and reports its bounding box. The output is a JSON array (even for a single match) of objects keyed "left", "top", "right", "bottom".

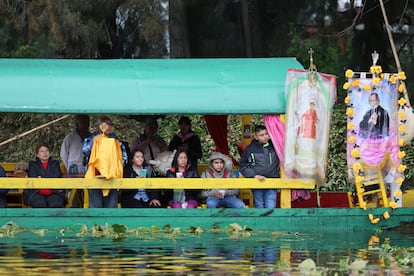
[
  {"left": 132, "top": 151, "right": 144, "bottom": 166},
  {"left": 177, "top": 152, "right": 188, "bottom": 168},
  {"left": 37, "top": 146, "right": 50, "bottom": 162}
]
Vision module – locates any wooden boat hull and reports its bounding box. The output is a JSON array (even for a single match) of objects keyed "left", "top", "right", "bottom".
[{"left": 1, "top": 208, "right": 413, "bottom": 232}]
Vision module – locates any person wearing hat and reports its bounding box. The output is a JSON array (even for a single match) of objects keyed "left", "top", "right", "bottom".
[
  {"left": 168, "top": 116, "right": 202, "bottom": 167},
  {"left": 200, "top": 152, "right": 245, "bottom": 208}
]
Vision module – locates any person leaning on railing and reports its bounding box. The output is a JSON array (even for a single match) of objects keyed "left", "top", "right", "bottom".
[{"left": 23, "top": 143, "right": 68, "bottom": 208}]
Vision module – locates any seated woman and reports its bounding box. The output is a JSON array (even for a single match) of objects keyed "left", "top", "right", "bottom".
[
  {"left": 200, "top": 152, "right": 245, "bottom": 208},
  {"left": 0, "top": 165, "right": 8, "bottom": 208},
  {"left": 23, "top": 143, "right": 68, "bottom": 208},
  {"left": 121, "top": 148, "right": 162, "bottom": 208},
  {"left": 166, "top": 150, "right": 199, "bottom": 208}
]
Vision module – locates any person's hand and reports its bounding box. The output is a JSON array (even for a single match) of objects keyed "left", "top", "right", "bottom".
[
  {"left": 214, "top": 191, "right": 224, "bottom": 199},
  {"left": 149, "top": 199, "right": 161, "bottom": 207},
  {"left": 255, "top": 175, "right": 266, "bottom": 181}
]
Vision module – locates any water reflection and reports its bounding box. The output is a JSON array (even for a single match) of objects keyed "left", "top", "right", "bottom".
[{"left": 0, "top": 228, "right": 412, "bottom": 275}]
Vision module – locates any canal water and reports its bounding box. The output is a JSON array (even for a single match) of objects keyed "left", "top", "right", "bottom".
[{"left": 0, "top": 223, "right": 412, "bottom": 275}]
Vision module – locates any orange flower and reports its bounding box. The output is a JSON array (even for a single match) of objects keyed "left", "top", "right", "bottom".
[
  {"left": 346, "top": 108, "right": 355, "bottom": 116},
  {"left": 343, "top": 82, "right": 350, "bottom": 90},
  {"left": 399, "top": 110, "right": 405, "bottom": 120},
  {"left": 398, "top": 138, "right": 405, "bottom": 147},
  {"left": 353, "top": 162, "right": 362, "bottom": 172},
  {"left": 363, "top": 84, "right": 371, "bottom": 91},
  {"left": 348, "top": 136, "right": 355, "bottom": 144},
  {"left": 352, "top": 79, "right": 360, "bottom": 87},
  {"left": 348, "top": 122, "right": 354, "bottom": 130},
  {"left": 351, "top": 148, "right": 359, "bottom": 157},
  {"left": 389, "top": 201, "right": 398, "bottom": 209},
  {"left": 396, "top": 177, "right": 404, "bottom": 185},
  {"left": 344, "top": 95, "right": 350, "bottom": 104},
  {"left": 399, "top": 124, "right": 406, "bottom": 132},
  {"left": 383, "top": 211, "right": 390, "bottom": 219},
  {"left": 398, "top": 83, "right": 405, "bottom": 93},
  {"left": 397, "top": 71, "right": 407, "bottom": 80},
  {"left": 398, "top": 151, "right": 406, "bottom": 159},
  {"left": 355, "top": 175, "right": 364, "bottom": 184},
  {"left": 372, "top": 77, "right": 381, "bottom": 86},
  {"left": 372, "top": 218, "right": 380, "bottom": 224},
  {"left": 398, "top": 97, "right": 407, "bottom": 106},
  {"left": 345, "top": 69, "right": 354, "bottom": 78},
  {"left": 393, "top": 190, "right": 402, "bottom": 197},
  {"left": 397, "top": 164, "right": 406, "bottom": 173},
  {"left": 390, "top": 75, "right": 397, "bottom": 84}
]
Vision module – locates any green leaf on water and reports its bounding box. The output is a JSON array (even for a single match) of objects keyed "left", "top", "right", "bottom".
[{"left": 112, "top": 224, "right": 127, "bottom": 234}]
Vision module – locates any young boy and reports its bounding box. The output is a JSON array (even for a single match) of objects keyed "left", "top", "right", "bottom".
[
  {"left": 239, "top": 125, "right": 279, "bottom": 208},
  {"left": 201, "top": 152, "right": 245, "bottom": 208}
]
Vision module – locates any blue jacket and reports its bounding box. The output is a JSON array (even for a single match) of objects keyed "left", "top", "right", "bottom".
[{"left": 239, "top": 139, "right": 280, "bottom": 178}]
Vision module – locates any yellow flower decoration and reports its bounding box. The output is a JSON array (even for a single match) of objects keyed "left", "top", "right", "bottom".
[
  {"left": 368, "top": 213, "right": 374, "bottom": 221},
  {"left": 371, "top": 218, "right": 380, "bottom": 224},
  {"left": 397, "top": 164, "right": 406, "bottom": 173},
  {"left": 346, "top": 108, "right": 355, "bottom": 116},
  {"left": 372, "top": 77, "right": 381, "bottom": 86},
  {"left": 351, "top": 79, "right": 360, "bottom": 87},
  {"left": 389, "top": 75, "right": 397, "bottom": 84},
  {"left": 355, "top": 175, "right": 365, "bottom": 184},
  {"left": 383, "top": 211, "right": 390, "bottom": 219},
  {"left": 399, "top": 110, "right": 405, "bottom": 120},
  {"left": 398, "top": 151, "right": 406, "bottom": 159},
  {"left": 398, "top": 97, "right": 407, "bottom": 106},
  {"left": 345, "top": 69, "right": 354, "bottom": 78},
  {"left": 393, "top": 190, "right": 402, "bottom": 197},
  {"left": 343, "top": 82, "right": 350, "bottom": 90},
  {"left": 398, "top": 83, "right": 405, "bottom": 93},
  {"left": 347, "top": 121, "right": 354, "bottom": 130},
  {"left": 397, "top": 71, "right": 406, "bottom": 80},
  {"left": 389, "top": 202, "right": 398, "bottom": 209},
  {"left": 399, "top": 124, "right": 406, "bottom": 132},
  {"left": 380, "top": 73, "right": 384, "bottom": 79},
  {"left": 398, "top": 138, "right": 405, "bottom": 147},
  {"left": 348, "top": 136, "right": 355, "bottom": 144},
  {"left": 351, "top": 148, "right": 359, "bottom": 158},
  {"left": 363, "top": 84, "right": 371, "bottom": 91},
  {"left": 396, "top": 177, "right": 404, "bottom": 185},
  {"left": 370, "top": 66, "right": 382, "bottom": 75},
  {"left": 353, "top": 162, "right": 362, "bottom": 172},
  {"left": 344, "top": 95, "right": 350, "bottom": 104}
]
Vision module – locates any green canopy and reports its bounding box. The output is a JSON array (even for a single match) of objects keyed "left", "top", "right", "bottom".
[{"left": 0, "top": 58, "right": 302, "bottom": 114}]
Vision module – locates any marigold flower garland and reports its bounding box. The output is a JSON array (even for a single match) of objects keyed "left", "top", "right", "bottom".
[{"left": 344, "top": 66, "right": 408, "bottom": 224}]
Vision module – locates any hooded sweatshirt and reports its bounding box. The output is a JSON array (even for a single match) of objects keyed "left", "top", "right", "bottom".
[{"left": 201, "top": 152, "right": 239, "bottom": 198}]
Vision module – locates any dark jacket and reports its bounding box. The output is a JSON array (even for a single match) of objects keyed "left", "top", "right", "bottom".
[
  {"left": 166, "top": 164, "right": 200, "bottom": 201},
  {"left": 168, "top": 133, "right": 202, "bottom": 167},
  {"left": 239, "top": 139, "right": 280, "bottom": 178},
  {"left": 122, "top": 164, "right": 160, "bottom": 200},
  {"left": 24, "top": 157, "right": 67, "bottom": 206}
]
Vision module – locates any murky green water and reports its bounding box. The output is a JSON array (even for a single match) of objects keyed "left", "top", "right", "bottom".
[{"left": 0, "top": 225, "right": 412, "bottom": 275}]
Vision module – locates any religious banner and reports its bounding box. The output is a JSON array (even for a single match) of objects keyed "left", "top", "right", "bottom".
[
  {"left": 284, "top": 68, "right": 337, "bottom": 182},
  {"left": 345, "top": 67, "right": 405, "bottom": 207}
]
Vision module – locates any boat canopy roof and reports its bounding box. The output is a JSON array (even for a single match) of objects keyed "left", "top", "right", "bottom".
[{"left": 0, "top": 58, "right": 302, "bottom": 114}]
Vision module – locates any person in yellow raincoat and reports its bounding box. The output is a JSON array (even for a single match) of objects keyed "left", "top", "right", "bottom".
[{"left": 83, "top": 116, "right": 127, "bottom": 208}]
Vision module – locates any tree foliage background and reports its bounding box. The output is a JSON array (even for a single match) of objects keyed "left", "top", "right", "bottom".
[{"left": 1, "top": 0, "right": 413, "bottom": 190}]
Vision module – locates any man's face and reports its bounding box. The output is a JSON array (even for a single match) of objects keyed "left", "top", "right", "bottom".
[
  {"left": 254, "top": 129, "right": 269, "bottom": 144},
  {"left": 368, "top": 95, "right": 379, "bottom": 108}
]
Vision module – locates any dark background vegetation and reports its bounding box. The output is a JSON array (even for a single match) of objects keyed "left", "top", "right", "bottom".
[{"left": 1, "top": 0, "right": 413, "bottom": 191}]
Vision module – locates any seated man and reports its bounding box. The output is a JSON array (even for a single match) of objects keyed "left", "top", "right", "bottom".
[
  {"left": 200, "top": 152, "right": 244, "bottom": 208},
  {"left": 0, "top": 165, "right": 8, "bottom": 208}
]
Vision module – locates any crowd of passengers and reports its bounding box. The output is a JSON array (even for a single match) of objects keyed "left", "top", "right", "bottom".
[{"left": 0, "top": 115, "right": 280, "bottom": 209}]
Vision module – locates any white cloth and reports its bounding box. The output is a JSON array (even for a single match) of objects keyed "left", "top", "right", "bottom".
[{"left": 60, "top": 129, "right": 85, "bottom": 171}]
